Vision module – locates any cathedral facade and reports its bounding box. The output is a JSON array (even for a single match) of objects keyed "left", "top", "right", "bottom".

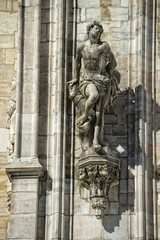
[{"left": 0, "top": 0, "right": 160, "bottom": 239}]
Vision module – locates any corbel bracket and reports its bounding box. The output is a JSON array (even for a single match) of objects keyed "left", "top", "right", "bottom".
[{"left": 78, "top": 150, "right": 120, "bottom": 219}]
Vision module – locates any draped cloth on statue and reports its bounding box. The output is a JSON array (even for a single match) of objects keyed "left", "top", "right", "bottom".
[{"left": 78, "top": 73, "right": 119, "bottom": 111}]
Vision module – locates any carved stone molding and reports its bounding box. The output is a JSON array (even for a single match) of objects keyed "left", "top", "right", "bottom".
[
  {"left": 5, "top": 162, "right": 44, "bottom": 182},
  {"left": 78, "top": 148, "right": 120, "bottom": 219},
  {"left": 7, "top": 184, "right": 12, "bottom": 212}
]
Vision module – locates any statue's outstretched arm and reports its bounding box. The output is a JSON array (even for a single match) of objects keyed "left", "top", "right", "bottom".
[{"left": 74, "top": 46, "right": 82, "bottom": 82}]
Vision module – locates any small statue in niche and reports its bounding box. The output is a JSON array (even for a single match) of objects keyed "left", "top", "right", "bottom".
[
  {"left": 6, "top": 74, "right": 16, "bottom": 158},
  {"left": 68, "top": 21, "right": 119, "bottom": 153}
]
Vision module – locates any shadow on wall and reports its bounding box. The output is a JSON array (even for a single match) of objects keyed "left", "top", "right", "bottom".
[
  {"left": 37, "top": 0, "right": 50, "bottom": 239},
  {"left": 102, "top": 75, "right": 159, "bottom": 233}
]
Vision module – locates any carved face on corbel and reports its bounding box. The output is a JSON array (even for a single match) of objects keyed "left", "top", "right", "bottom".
[
  {"left": 79, "top": 168, "right": 87, "bottom": 181},
  {"left": 99, "top": 165, "right": 109, "bottom": 178},
  {"left": 87, "top": 165, "right": 97, "bottom": 178}
]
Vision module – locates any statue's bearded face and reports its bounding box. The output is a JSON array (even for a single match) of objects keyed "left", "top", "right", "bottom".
[{"left": 89, "top": 25, "right": 101, "bottom": 41}]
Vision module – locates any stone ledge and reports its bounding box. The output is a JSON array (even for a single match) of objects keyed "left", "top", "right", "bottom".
[
  {"left": 5, "top": 162, "right": 44, "bottom": 181},
  {"left": 79, "top": 154, "right": 120, "bottom": 168}
]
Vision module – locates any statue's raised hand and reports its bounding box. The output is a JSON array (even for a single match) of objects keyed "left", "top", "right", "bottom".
[{"left": 67, "top": 78, "right": 79, "bottom": 87}]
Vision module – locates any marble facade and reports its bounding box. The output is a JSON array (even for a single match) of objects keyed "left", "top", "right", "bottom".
[{"left": 0, "top": 0, "right": 160, "bottom": 239}]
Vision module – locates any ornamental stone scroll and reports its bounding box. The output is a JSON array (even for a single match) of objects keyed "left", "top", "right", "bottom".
[{"left": 68, "top": 21, "right": 120, "bottom": 218}]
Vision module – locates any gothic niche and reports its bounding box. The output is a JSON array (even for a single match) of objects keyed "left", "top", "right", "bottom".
[{"left": 68, "top": 21, "right": 120, "bottom": 219}]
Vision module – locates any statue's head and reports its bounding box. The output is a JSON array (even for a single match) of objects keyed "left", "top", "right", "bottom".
[{"left": 86, "top": 21, "right": 103, "bottom": 41}]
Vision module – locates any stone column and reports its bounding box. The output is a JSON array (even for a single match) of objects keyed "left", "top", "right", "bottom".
[
  {"left": 45, "top": 0, "right": 75, "bottom": 239},
  {"left": 6, "top": 0, "right": 43, "bottom": 239},
  {"left": 155, "top": 1, "right": 160, "bottom": 239},
  {"left": 133, "top": 1, "right": 157, "bottom": 239}
]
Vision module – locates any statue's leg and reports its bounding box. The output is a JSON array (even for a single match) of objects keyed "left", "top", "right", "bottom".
[
  {"left": 99, "top": 112, "right": 105, "bottom": 145},
  {"left": 77, "top": 84, "right": 99, "bottom": 126},
  {"left": 93, "top": 96, "right": 106, "bottom": 151},
  {"left": 99, "top": 82, "right": 112, "bottom": 142},
  {"left": 93, "top": 110, "right": 104, "bottom": 151}
]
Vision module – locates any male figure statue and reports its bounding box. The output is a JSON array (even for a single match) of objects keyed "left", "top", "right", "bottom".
[{"left": 68, "top": 21, "right": 118, "bottom": 152}]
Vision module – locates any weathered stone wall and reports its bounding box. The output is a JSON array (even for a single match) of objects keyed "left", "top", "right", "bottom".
[
  {"left": 0, "top": 0, "right": 18, "bottom": 128},
  {"left": 74, "top": 1, "right": 130, "bottom": 239},
  {"left": 73, "top": 0, "right": 159, "bottom": 239},
  {"left": 0, "top": 0, "right": 160, "bottom": 239},
  {"left": 0, "top": 1, "right": 18, "bottom": 239}
]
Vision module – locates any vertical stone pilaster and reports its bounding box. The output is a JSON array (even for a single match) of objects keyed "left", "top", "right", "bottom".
[
  {"left": 13, "top": 0, "right": 41, "bottom": 162},
  {"left": 6, "top": 0, "right": 43, "bottom": 239},
  {"left": 155, "top": 1, "right": 160, "bottom": 239},
  {"left": 133, "top": 1, "right": 157, "bottom": 239},
  {"left": 134, "top": 0, "right": 147, "bottom": 237},
  {"left": 45, "top": 0, "right": 75, "bottom": 239}
]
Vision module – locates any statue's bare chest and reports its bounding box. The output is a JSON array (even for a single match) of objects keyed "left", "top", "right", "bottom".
[{"left": 82, "top": 44, "right": 104, "bottom": 61}]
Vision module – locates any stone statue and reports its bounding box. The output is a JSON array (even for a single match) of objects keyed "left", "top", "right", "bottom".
[
  {"left": 68, "top": 21, "right": 120, "bottom": 218},
  {"left": 6, "top": 74, "right": 16, "bottom": 158},
  {"left": 68, "top": 21, "right": 119, "bottom": 153}
]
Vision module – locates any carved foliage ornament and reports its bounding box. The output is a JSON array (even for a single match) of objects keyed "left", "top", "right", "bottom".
[
  {"left": 79, "top": 163, "right": 119, "bottom": 218},
  {"left": 78, "top": 152, "right": 120, "bottom": 218}
]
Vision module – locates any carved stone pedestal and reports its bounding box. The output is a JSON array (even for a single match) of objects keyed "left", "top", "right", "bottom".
[
  {"left": 5, "top": 162, "right": 43, "bottom": 239},
  {"left": 78, "top": 147, "right": 120, "bottom": 219}
]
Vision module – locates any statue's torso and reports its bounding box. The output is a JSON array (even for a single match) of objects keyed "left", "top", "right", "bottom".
[{"left": 81, "top": 40, "right": 110, "bottom": 77}]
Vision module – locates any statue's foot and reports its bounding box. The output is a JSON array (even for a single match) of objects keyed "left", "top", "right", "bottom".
[
  {"left": 77, "top": 115, "right": 88, "bottom": 126},
  {"left": 98, "top": 140, "right": 106, "bottom": 147},
  {"left": 93, "top": 143, "right": 102, "bottom": 153}
]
